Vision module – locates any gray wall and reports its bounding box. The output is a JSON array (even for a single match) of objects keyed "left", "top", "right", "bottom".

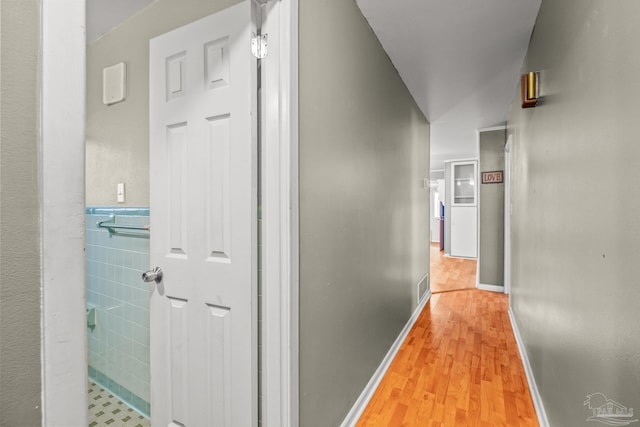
[
  {"left": 299, "top": 1, "right": 430, "bottom": 425},
  {"left": 478, "top": 129, "right": 505, "bottom": 286},
  {"left": 86, "top": 0, "right": 242, "bottom": 206},
  {"left": 0, "top": 0, "right": 42, "bottom": 425},
  {"left": 507, "top": 1, "right": 640, "bottom": 425},
  {"left": 430, "top": 170, "right": 444, "bottom": 181}
]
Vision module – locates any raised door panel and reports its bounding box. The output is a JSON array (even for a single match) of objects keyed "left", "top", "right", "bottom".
[{"left": 451, "top": 206, "right": 477, "bottom": 258}]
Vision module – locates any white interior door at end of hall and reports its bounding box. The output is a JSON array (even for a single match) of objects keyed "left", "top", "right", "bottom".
[{"left": 149, "top": 2, "right": 256, "bottom": 426}]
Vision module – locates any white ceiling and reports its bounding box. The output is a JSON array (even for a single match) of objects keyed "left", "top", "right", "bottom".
[
  {"left": 86, "top": 0, "right": 156, "bottom": 43},
  {"left": 356, "top": 0, "right": 541, "bottom": 169},
  {"left": 429, "top": 125, "right": 479, "bottom": 171}
]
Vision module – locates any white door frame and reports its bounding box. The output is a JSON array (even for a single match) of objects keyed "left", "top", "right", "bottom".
[
  {"left": 41, "top": 1, "right": 88, "bottom": 425},
  {"left": 258, "top": 0, "right": 299, "bottom": 426},
  {"left": 39, "top": 1, "right": 299, "bottom": 425},
  {"left": 504, "top": 135, "right": 513, "bottom": 297}
]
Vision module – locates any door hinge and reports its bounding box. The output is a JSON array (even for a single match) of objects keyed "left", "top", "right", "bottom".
[{"left": 251, "top": 33, "right": 268, "bottom": 59}]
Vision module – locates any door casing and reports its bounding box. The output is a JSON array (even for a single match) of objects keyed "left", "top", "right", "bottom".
[
  {"left": 504, "top": 135, "right": 513, "bottom": 297},
  {"left": 40, "top": 2, "right": 87, "bottom": 425},
  {"left": 258, "top": 1, "right": 300, "bottom": 425}
]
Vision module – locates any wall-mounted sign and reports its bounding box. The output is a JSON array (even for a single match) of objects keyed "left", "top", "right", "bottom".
[{"left": 482, "top": 171, "right": 503, "bottom": 184}]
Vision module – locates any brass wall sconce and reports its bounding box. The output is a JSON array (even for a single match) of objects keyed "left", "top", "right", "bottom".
[{"left": 521, "top": 71, "right": 538, "bottom": 108}]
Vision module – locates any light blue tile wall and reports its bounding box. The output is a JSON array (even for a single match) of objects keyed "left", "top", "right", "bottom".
[{"left": 86, "top": 207, "right": 150, "bottom": 416}]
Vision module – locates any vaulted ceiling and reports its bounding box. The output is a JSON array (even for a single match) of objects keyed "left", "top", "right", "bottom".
[{"left": 356, "top": 0, "right": 542, "bottom": 169}]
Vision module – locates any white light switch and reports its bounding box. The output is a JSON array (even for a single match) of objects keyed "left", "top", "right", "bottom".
[
  {"left": 103, "top": 62, "right": 127, "bottom": 105},
  {"left": 117, "top": 183, "right": 125, "bottom": 203}
]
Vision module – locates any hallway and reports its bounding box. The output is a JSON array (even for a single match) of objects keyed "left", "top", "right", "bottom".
[
  {"left": 4, "top": 0, "right": 640, "bottom": 425},
  {"left": 430, "top": 243, "right": 477, "bottom": 293},
  {"left": 357, "top": 289, "right": 537, "bottom": 426}
]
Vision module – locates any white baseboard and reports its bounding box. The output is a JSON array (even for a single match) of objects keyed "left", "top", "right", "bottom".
[
  {"left": 477, "top": 283, "right": 505, "bottom": 293},
  {"left": 340, "top": 289, "right": 432, "bottom": 427},
  {"left": 508, "top": 309, "right": 550, "bottom": 427},
  {"left": 444, "top": 254, "right": 475, "bottom": 260}
]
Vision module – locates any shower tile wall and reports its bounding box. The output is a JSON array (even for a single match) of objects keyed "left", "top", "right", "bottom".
[{"left": 86, "top": 207, "right": 150, "bottom": 416}]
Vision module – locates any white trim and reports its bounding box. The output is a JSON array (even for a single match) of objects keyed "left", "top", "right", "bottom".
[
  {"left": 478, "top": 125, "right": 507, "bottom": 132},
  {"left": 508, "top": 309, "right": 550, "bottom": 427},
  {"left": 504, "top": 135, "right": 513, "bottom": 296},
  {"left": 477, "top": 284, "right": 505, "bottom": 293},
  {"left": 41, "top": 1, "right": 87, "bottom": 425},
  {"left": 288, "top": 0, "right": 300, "bottom": 420},
  {"left": 444, "top": 254, "right": 475, "bottom": 260},
  {"left": 475, "top": 129, "right": 481, "bottom": 283},
  {"left": 340, "top": 290, "right": 432, "bottom": 427},
  {"left": 443, "top": 157, "right": 479, "bottom": 165},
  {"left": 261, "top": 0, "right": 299, "bottom": 425}
]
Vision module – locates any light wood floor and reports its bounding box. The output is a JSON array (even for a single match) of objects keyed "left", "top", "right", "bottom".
[
  {"left": 356, "top": 289, "right": 538, "bottom": 427},
  {"left": 430, "top": 243, "right": 477, "bottom": 293}
]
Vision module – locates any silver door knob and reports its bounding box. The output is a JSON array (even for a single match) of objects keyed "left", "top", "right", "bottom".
[{"left": 142, "top": 267, "right": 163, "bottom": 284}]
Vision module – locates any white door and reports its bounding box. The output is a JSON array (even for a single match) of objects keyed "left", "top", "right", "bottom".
[
  {"left": 450, "top": 161, "right": 478, "bottom": 258},
  {"left": 149, "top": 2, "right": 256, "bottom": 426}
]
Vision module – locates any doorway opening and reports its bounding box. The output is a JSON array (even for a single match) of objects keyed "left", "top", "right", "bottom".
[
  {"left": 86, "top": 3, "right": 260, "bottom": 425},
  {"left": 428, "top": 165, "right": 478, "bottom": 294},
  {"left": 42, "top": 1, "right": 297, "bottom": 424}
]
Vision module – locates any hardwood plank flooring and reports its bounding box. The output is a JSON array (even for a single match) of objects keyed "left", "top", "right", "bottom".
[
  {"left": 356, "top": 289, "right": 538, "bottom": 427},
  {"left": 430, "top": 243, "right": 477, "bottom": 293}
]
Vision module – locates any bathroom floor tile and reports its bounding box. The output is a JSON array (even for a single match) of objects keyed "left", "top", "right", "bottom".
[{"left": 88, "top": 382, "right": 150, "bottom": 427}]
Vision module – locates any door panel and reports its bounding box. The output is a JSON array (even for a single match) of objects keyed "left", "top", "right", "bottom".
[
  {"left": 205, "top": 114, "right": 231, "bottom": 261},
  {"left": 149, "top": 2, "right": 256, "bottom": 426},
  {"left": 451, "top": 206, "right": 477, "bottom": 258}
]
